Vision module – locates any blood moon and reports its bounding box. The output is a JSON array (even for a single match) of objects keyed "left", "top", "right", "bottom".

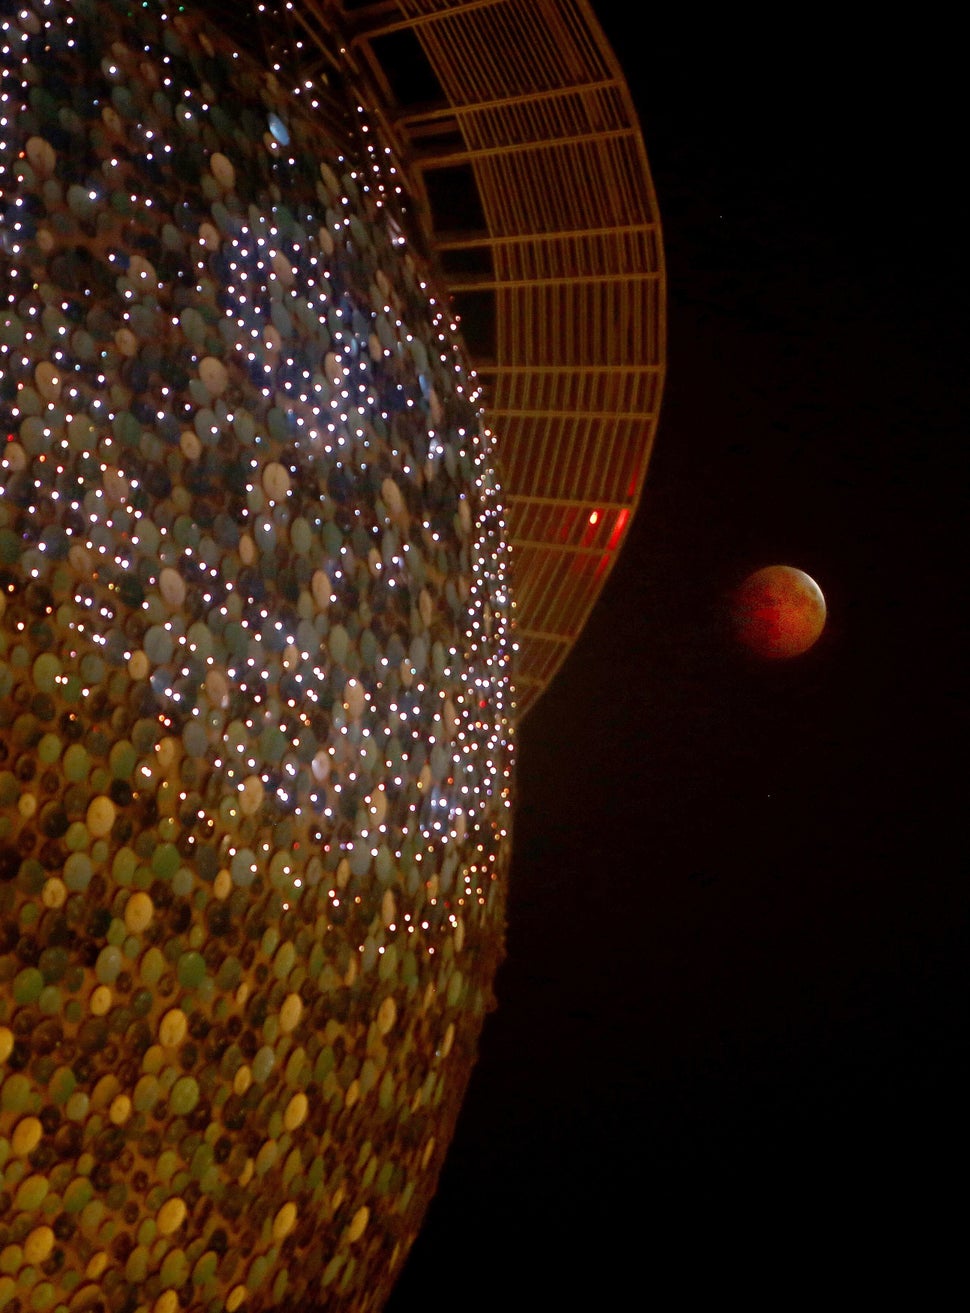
[{"left": 730, "top": 565, "right": 826, "bottom": 658}]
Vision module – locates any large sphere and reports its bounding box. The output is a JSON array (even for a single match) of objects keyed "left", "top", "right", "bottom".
[
  {"left": 0, "top": 2, "right": 513, "bottom": 1310},
  {"left": 730, "top": 565, "right": 826, "bottom": 658}
]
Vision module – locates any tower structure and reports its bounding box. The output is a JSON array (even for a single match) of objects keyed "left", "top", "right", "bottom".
[
  {"left": 213, "top": 0, "right": 666, "bottom": 714},
  {"left": 0, "top": 2, "right": 662, "bottom": 1310},
  {"left": 347, "top": 0, "right": 665, "bottom": 713}
]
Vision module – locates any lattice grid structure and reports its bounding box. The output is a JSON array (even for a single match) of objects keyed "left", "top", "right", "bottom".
[{"left": 235, "top": 0, "right": 666, "bottom": 717}]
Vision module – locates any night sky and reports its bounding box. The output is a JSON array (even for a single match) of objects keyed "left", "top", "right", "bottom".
[{"left": 387, "top": 12, "right": 964, "bottom": 1305}]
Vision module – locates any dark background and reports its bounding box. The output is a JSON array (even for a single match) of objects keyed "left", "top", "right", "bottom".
[{"left": 388, "top": 12, "right": 965, "bottom": 1304}]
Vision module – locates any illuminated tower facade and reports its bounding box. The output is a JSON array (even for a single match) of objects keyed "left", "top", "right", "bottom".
[{"left": 0, "top": 1, "right": 661, "bottom": 1310}]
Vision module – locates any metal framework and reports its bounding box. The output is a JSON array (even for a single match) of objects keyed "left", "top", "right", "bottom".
[{"left": 233, "top": 0, "right": 666, "bottom": 717}]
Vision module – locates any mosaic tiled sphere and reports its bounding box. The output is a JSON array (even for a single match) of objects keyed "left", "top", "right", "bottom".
[{"left": 0, "top": 1, "right": 514, "bottom": 1309}]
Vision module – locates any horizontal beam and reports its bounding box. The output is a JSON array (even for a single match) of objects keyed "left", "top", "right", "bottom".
[
  {"left": 413, "top": 125, "right": 636, "bottom": 168},
  {"left": 513, "top": 627, "right": 573, "bottom": 645},
  {"left": 478, "top": 362, "right": 663, "bottom": 375},
  {"left": 511, "top": 537, "right": 617, "bottom": 557},
  {"left": 394, "top": 75, "right": 625, "bottom": 126},
  {"left": 348, "top": 0, "right": 511, "bottom": 42},
  {"left": 434, "top": 220, "right": 658, "bottom": 250},
  {"left": 513, "top": 671, "right": 545, "bottom": 687},
  {"left": 506, "top": 492, "right": 633, "bottom": 512},
  {"left": 492, "top": 406, "right": 653, "bottom": 421},
  {"left": 449, "top": 269, "right": 661, "bottom": 291}
]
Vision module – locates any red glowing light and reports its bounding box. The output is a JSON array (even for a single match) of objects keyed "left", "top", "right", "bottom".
[{"left": 606, "top": 508, "right": 629, "bottom": 551}]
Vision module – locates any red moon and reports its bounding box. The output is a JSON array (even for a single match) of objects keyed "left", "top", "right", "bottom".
[{"left": 730, "top": 565, "right": 826, "bottom": 658}]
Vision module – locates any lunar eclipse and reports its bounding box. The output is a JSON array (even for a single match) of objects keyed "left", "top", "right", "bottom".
[{"left": 730, "top": 565, "right": 827, "bottom": 659}]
